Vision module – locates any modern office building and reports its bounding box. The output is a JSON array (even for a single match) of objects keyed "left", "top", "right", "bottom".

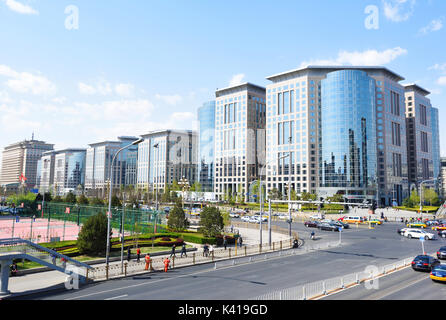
[
  {"left": 404, "top": 84, "right": 437, "bottom": 190},
  {"left": 53, "top": 149, "right": 86, "bottom": 195},
  {"left": 198, "top": 101, "right": 216, "bottom": 192},
  {"left": 214, "top": 83, "right": 266, "bottom": 202},
  {"left": 0, "top": 139, "right": 54, "bottom": 191},
  {"left": 431, "top": 107, "right": 441, "bottom": 186},
  {"left": 441, "top": 157, "right": 446, "bottom": 199},
  {"left": 84, "top": 136, "right": 139, "bottom": 196},
  {"left": 37, "top": 151, "right": 57, "bottom": 193},
  {"left": 265, "top": 66, "right": 409, "bottom": 206},
  {"left": 320, "top": 70, "right": 378, "bottom": 202},
  {"left": 137, "top": 130, "right": 198, "bottom": 193}
]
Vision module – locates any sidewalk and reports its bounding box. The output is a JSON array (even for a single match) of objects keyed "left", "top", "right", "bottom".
[{"left": 2, "top": 226, "right": 290, "bottom": 298}]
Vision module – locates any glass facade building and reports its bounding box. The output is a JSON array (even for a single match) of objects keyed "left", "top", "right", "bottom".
[
  {"left": 431, "top": 107, "right": 440, "bottom": 182},
  {"left": 198, "top": 101, "right": 215, "bottom": 192},
  {"left": 54, "top": 149, "right": 86, "bottom": 193},
  {"left": 320, "top": 70, "right": 377, "bottom": 201}
]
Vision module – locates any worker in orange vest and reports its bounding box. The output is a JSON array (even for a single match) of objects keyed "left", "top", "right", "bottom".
[
  {"left": 145, "top": 254, "right": 151, "bottom": 271},
  {"left": 163, "top": 257, "right": 170, "bottom": 272},
  {"left": 136, "top": 248, "right": 141, "bottom": 263}
]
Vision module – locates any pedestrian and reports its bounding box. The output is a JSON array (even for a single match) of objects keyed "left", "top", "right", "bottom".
[
  {"left": 230, "top": 225, "right": 234, "bottom": 233},
  {"left": 144, "top": 253, "right": 151, "bottom": 271},
  {"left": 209, "top": 244, "right": 214, "bottom": 258},
  {"left": 51, "top": 251, "right": 57, "bottom": 265},
  {"left": 33, "top": 215, "right": 36, "bottom": 222},
  {"left": 181, "top": 243, "right": 187, "bottom": 258},
  {"left": 136, "top": 248, "right": 141, "bottom": 263},
  {"left": 170, "top": 244, "right": 176, "bottom": 258},
  {"left": 163, "top": 257, "right": 170, "bottom": 272},
  {"left": 238, "top": 237, "right": 243, "bottom": 247},
  {"left": 223, "top": 237, "right": 227, "bottom": 250},
  {"left": 203, "top": 244, "right": 209, "bottom": 257},
  {"left": 127, "top": 247, "right": 131, "bottom": 262},
  {"left": 10, "top": 262, "right": 17, "bottom": 276}
]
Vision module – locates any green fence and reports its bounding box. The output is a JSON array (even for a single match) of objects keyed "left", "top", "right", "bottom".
[{"left": 42, "top": 202, "right": 168, "bottom": 235}]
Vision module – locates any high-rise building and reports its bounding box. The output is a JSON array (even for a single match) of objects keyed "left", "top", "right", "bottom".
[
  {"left": 198, "top": 101, "right": 216, "bottom": 192},
  {"left": 265, "top": 66, "right": 409, "bottom": 205},
  {"left": 320, "top": 70, "right": 378, "bottom": 202},
  {"left": 431, "top": 107, "right": 441, "bottom": 186},
  {"left": 0, "top": 139, "right": 54, "bottom": 191},
  {"left": 404, "top": 84, "right": 436, "bottom": 188},
  {"left": 85, "top": 136, "right": 139, "bottom": 196},
  {"left": 53, "top": 149, "right": 86, "bottom": 195},
  {"left": 37, "top": 151, "right": 57, "bottom": 193},
  {"left": 214, "top": 83, "right": 266, "bottom": 202},
  {"left": 441, "top": 157, "right": 446, "bottom": 199},
  {"left": 137, "top": 130, "right": 198, "bottom": 193}
]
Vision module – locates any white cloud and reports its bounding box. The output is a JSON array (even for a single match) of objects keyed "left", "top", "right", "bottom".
[
  {"left": 78, "top": 78, "right": 113, "bottom": 96},
  {"left": 115, "top": 83, "right": 134, "bottom": 97},
  {"left": 437, "top": 76, "right": 446, "bottom": 86},
  {"left": 383, "top": 0, "right": 416, "bottom": 22},
  {"left": 419, "top": 18, "right": 443, "bottom": 35},
  {"left": 0, "top": 65, "right": 56, "bottom": 95},
  {"left": 3, "top": 0, "right": 38, "bottom": 15},
  {"left": 300, "top": 47, "right": 408, "bottom": 68},
  {"left": 229, "top": 73, "right": 245, "bottom": 87},
  {"left": 429, "top": 63, "right": 446, "bottom": 72},
  {"left": 155, "top": 93, "right": 183, "bottom": 106}
]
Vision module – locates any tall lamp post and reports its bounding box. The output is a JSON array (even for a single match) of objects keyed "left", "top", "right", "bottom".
[
  {"left": 260, "top": 153, "right": 290, "bottom": 246},
  {"left": 106, "top": 138, "right": 144, "bottom": 270},
  {"left": 153, "top": 143, "right": 159, "bottom": 211}
]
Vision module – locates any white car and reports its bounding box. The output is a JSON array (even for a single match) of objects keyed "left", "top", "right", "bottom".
[
  {"left": 403, "top": 229, "right": 435, "bottom": 240},
  {"left": 229, "top": 212, "right": 240, "bottom": 218},
  {"left": 310, "top": 214, "right": 325, "bottom": 220},
  {"left": 248, "top": 216, "right": 260, "bottom": 223},
  {"left": 241, "top": 216, "right": 250, "bottom": 222}
]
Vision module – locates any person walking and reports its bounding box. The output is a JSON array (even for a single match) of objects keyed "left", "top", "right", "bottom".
[
  {"left": 180, "top": 243, "right": 187, "bottom": 258},
  {"left": 144, "top": 253, "right": 151, "bottom": 271},
  {"left": 203, "top": 244, "right": 208, "bottom": 257},
  {"left": 163, "top": 257, "right": 170, "bottom": 272},
  {"left": 239, "top": 236, "right": 243, "bottom": 247},
  {"left": 223, "top": 237, "right": 227, "bottom": 250},
  {"left": 127, "top": 247, "right": 131, "bottom": 262},
  {"left": 170, "top": 244, "right": 176, "bottom": 258},
  {"left": 136, "top": 248, "right": 141, "bottom": 263},
  {"left": 209, "top": 244, "right": 214, "bottom": 258}
]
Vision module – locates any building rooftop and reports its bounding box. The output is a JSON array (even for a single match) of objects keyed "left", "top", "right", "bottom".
[
  {"left": 215, "top": 82, "right": 266, "bottom": 97},
  {"left": 266, "top": 65, "right": 405, "bottom": 83},
  {"left": 140, "top": 129, "right": 196, "bottom": 138},
  {"left": 403, "top": 83, "right": 431, "bottom": 96}
]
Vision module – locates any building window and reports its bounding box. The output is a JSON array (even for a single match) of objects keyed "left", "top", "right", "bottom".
[
  {"left": 392, "top": 153, "right": 402, "bottom": 177},
  {"left": 391, "top": 122, "right": 401, "bottom": 146},
  {"left": 390, "top": 91, "right": 400, "bottom": 116},
  {"left": 422, "top": 158, "right": 429, "bottom": 179},
  {"left": 278, "top": 121, "right": 294, "bottom": 145},
  {"left": 420, "top": 131, "right": 428, "bottom": 153},
  {"left": 420, "top": 104, "right": 427, "bottom": 126}
]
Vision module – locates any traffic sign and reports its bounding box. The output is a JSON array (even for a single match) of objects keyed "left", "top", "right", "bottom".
[{"left": 419, "top": 235, "right": 425, "bottom": 242}]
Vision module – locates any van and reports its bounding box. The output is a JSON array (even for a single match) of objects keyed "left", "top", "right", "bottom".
[{"left": 343, "top": 216, "right": 364, "bottom": 224}]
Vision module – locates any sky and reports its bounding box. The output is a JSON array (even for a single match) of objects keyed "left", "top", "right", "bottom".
[{"left": 0, "top": 0, "right": 445, "bottom": 170}]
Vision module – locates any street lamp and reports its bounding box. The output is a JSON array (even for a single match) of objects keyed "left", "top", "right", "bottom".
[
  {"left": 260, "top": 153, "right": 290, "bottom": 246},
  {"left": 153, "top": 143, "right": 159, "bottom": 211},
  {"left": 106, "top": 138, "right": 144, "bottom": 270}
]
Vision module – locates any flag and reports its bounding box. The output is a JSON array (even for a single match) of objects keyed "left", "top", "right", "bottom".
[
  {"left": 19, "top": 173, "right": 27, "bottom": 182},
  {"left": 107, "top": 211, "right": 112, "bottom": 218}
]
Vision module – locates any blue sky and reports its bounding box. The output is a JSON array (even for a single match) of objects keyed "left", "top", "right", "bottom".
[{"left": 0, "top": 0, "right": 445, "bottom": 164}]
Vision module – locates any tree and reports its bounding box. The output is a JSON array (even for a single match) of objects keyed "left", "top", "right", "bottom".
[
  {"left": 190, "top": 181, "right": 202, "bottom": 192},
  {"left": 77, "top": 213, "right": 108, "bottom": 255},
  {"left": 90, "top": 197, "right": 104, "bottom": 206},
  {"left": 77, "top": 194, "right": 89, "bottom": 205},
  {"left": 268, "top": 188, "right": 281, "bottom": 200},
  {"left": 199, "top": 206, "right": 224, "bottom": 237},
  {"left": 52, "top": 195, "right": 64, "bottom": 203},
  {"left": 111, "top": 195, "right": 122, "bottom": 208},
  {"left": 423, "top": 188, "right": 439, "bottom": 206},
  {"left": 64, "top": 192, "right": 77, "bottom": 204},
  {"left": 171, "top": 180, "right": 180, "bottom": 191},
  {"left": 167, "top": 204, "right": 189, "bottom": 231}
]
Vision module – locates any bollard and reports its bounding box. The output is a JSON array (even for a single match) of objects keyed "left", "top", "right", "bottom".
[
  {"left": 273, "top": 242, "right": 275, "bottom": 251},
  {"left": 124, "top": 262, "right": 127, "bottom": 277},
  {"left": 229, "top": 248, "right": 231, "bottom": 259},
  {"left": 280, "top": 241, "right": 282, "bottom": 250},
  {"left": 86, "top": 269, "right": 89, "bottom": 283},
  {"left": 244, "top": 246, "right": 247, "bottom": 256},
  {"left": 259, "top": 244, "right": 262, "bottom": 253},
  {"left": 106, "top": 265, "right": 109, "bottom": 280},
  {"left": 172, "top": 256, "right": 175, "bottom": 269},
  {"left": 212, "top": 251, "right": 214, "bottom": 262},
  {"left": 193, "top": 253, "right": 195, "bottom": 265}
]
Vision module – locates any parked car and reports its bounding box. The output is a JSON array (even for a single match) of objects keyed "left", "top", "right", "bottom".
[
  {"left": 229, "top": 212, "right": 240, "bottom": 218},
  {"left": 309, "top": 213, "right": 325, "bottom": 220},
  {"left": 432, "top": 224, "right": 446, "bottom": 231},
  {"left": 318, "top": 222, "right": 339, "bottom": 232},
  {"left": 304, "top": 221, "right": 320, "bottom": 228},
  {"left": 241, "top": 216, "right": 250, "bottom": 222},
  {"left": 411, "top": 255, "right": 440, "bottom": 272},
  {"left": 430, "top": 264, "right": 446, "bottom": 282},
  {"left": 403, "top": 229, "right": 435, "bottom": 240},
  {"left": 436, "top": 246, "right": 446, "bottom": 260},
  {"left": 438, "top": 230, "right": 446, "bottom": 238},
  {"left": 397, "top": 228, "right": 409, "bottom": 235},
  {"left": 426, "top": 220, "right": 440, "bottom": 227},
  {"left": 406, "top": 222, "right": 427, "bottom": 229},
  {"left": 330, "top": 221, "right": 349, "bottom": 229}
]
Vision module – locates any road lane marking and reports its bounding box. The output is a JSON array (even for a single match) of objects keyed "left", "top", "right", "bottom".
[{"left": 105, "top": 294, "right": 128, "bottom": 300}]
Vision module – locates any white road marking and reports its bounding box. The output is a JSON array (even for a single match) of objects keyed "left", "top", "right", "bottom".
[{"left": 105, "top": 294, "right": 128, "bottom": 300}]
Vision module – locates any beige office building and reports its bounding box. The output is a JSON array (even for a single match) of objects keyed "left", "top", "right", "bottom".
[{"left": 0, "top": 139, "right": 54, "bottom": 190}]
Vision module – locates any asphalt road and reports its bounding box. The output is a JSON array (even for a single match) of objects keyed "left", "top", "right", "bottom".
[
  {"left": 321, "top": 264, "right": 446, "bottom": 300},
  {"left": 22, "top": 220, "right": 446, "bottom": 300}
]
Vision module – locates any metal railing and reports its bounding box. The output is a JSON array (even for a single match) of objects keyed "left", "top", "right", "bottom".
[{"left": 252, "top": 255, "right": 415, "bottom": 300}]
